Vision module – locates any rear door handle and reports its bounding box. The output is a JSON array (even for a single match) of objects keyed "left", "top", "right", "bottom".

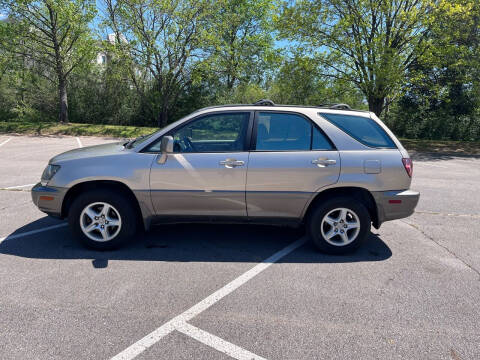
[
  {"left": 312, "top": 158, "right": 337, "bottom": 167},
  {"left": 219, "top": 159, "right": 245, "bottom": 168}
]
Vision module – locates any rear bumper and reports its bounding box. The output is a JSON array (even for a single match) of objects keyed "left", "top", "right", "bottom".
[
  {"left": 372, "top": 190, "right": 420, "bottom": 226},
  {"left": 31, "top": 183, "right": 67, "bottom": 218}
]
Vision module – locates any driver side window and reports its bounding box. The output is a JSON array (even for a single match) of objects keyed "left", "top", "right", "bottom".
[{"left": 171, "top": 112, "right": 250, "bottom": 153}]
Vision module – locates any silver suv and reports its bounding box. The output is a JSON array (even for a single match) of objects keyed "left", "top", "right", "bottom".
[{"left": 32, "top": 101, "right": 419, "bottom": 254}]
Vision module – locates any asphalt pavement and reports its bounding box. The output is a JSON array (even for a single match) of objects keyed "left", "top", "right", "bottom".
[{"left": 0, "top": 134, "right": 479, "bottom": 360}]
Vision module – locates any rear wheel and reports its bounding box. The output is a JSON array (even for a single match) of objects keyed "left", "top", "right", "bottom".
[
  {"left": 68, "top": 190, "right": 137, "bottom": 250},
  {"left": 308, "top": 197, "right": 371, "bottom": 254}
]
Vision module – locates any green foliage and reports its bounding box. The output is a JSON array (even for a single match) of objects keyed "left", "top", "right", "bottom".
[
  {"left": 0, "top": 0, "right": 98, "bottom": 122},
  {"left": 0, "top": 119, "right": 156, "bottom": 136},
  {"left": 205, "top": 0, "right": 278, "bottom": 90},
  {"left": 276, "top": 0, "right": 433, "bottom": 116},
  {"left": 269, "top": 54, "right": 365, "bottom": 107},
  {"left": 0, "top": 0, "right": 479, "bottom": 141},
  {"left": 387, "top": 0, "right": 480, "bottom": 141},
  {"left": 68, "top": 60, "right": 145, "bottom": 125},
  {"left": 216, "top": 83, "right": 269, "bottom": 104},
  {"left": 103, "top": 0, "right": 216, "bottom": 126},
  {"left": 0, "top": 53, "right": 57, "bottom": 121}
]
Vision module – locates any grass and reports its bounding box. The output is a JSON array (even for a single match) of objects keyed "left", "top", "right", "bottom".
[
  {"left": 0, "top": 120, "right": 479, "bottom": 154},
  {"left": 400, "top": 138, "right": 480, "bottom": 155},
  {"left": 0, "top": 120, "right": 157, "bottom": 138}
]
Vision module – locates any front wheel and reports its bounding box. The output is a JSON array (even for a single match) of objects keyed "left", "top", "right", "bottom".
[
  {"left": 307, "top": 197, "right": 371, "bottom": 254},
  {"left": 68, "top": 190, "right": 137, "bottom": 250}
]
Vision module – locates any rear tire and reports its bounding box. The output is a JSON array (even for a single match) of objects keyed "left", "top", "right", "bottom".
[
  {"left": 68, "top": 189, "right": 137, "bottom": 250},
  {"left": 307, "top": 197, "right": 371, "bottom": 254}
]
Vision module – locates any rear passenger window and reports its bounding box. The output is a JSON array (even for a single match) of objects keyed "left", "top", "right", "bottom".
[
  {"left": 312, "top": 126, "right": 333, "bottom": 150},
  {"left": 256, "top": 112, "right": 333, "bottom": 151},
  {"left": 319, "top": 113, "right": 396, "bottom": 148}
]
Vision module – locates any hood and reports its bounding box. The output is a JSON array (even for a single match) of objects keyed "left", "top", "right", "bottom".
[{"left": 49, "top": 142, "right": 127, "bottom": 163}]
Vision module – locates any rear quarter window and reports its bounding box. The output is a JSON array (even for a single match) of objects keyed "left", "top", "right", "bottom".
[{"left": 319, "top": 113, "right": 396, "bottom": 148}]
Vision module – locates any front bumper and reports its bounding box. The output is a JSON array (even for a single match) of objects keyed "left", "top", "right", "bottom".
[
  {"left": 372, "top": 190, "right": 420, "bottom": 226},
  {"left": 31, "top": 183, "right": 67, "bottom": 218}
]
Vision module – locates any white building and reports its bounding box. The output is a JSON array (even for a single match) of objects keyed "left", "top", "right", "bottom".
[{"left": 95, "top": 33, "right": 127, "bottom": 66}]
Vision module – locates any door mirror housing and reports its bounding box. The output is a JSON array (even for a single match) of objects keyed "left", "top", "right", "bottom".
[
  {"left": 157, "top": 136, "right": 174, "bottom": 165},
  {"left": 161, "top": 136, "right": 174, "bottom": 153}
]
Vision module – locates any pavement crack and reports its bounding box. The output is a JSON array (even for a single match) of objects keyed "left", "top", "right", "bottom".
[
  {"left": 401, "top": 220, "right": 480, "bottom": 281},
  {"left": 415, "top": 210, "right": 480, "bottom": 219}
]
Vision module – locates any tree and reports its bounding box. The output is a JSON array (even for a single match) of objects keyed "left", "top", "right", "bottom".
[
  {"left": 0, "top": 0, "right": 97, "bottom": 123},
  {"left": 68, "top": 58, "right": 144, "bottom": 126},
  {"left": 277, "top": 0, "right": 433, "bottom": 116},
  {"left": 103, "top": 0, "right": 214, "bottom": 127},
  {"left": 206, "top": 0, "right": 276, "bottom": 92},
  {"left": 269, "top": 54, "right": 365, "bottom": 107},
  {"left": 0, "top": 24, "right": 14, "bottom": 83},
  {"left": 390, "top": 0, "right": 480, "bottom": 140}
]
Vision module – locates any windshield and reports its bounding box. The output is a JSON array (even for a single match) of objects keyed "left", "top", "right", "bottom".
[
  {"left": 125, "top": 131, "right": 159, "bottom": 148},
  {"left": 125, "top": 112, "right": 205, "bottom": 149}
]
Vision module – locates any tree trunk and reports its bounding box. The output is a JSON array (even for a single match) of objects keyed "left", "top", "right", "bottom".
[
  {"left": 47, "top": 3, "right": 68, "bottom": 124},
  {"left": 58, "top": 77, "right": 68, "bottom": 123},
  {"left": 368, "top": 96, "right": 385, "bottom": 117},
  {"left": 226, "top": 72, "right": 235, "bottom": 90},
  {"left": 158, "top": 108, "right": 168, "bottom": 128}
]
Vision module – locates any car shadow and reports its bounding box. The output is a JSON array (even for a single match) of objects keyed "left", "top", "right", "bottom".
[{"left": 0, "top": 217, "right": 392, "bottom": 266}]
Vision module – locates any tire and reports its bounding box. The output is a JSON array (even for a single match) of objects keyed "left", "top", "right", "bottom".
[
  {"left": 307, "top": 197, "right": 371, "bottom": 255},
  {"left": 68, "top": 189, "right": 137, "bottom": 250}
]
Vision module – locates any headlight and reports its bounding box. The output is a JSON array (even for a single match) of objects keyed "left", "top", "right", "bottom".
[{"left": 41, "top": 164, "right": 61, "bottom": 181}]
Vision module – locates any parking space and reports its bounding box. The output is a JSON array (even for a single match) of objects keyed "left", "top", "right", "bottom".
[
  {"left": 0, "top": 224, "right": 296, "bottom": 359},
  {"left": 0, "top": 135, "right": 479, "bottom": 359},
  {"left": 0, "top": 135, "right": 118, "bottom": 189}
]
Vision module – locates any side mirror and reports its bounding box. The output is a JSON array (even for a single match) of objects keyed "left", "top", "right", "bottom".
[
  {"left": 160, "top": 136, "right": 174, "bottom": 153},
  {"left": 157, "top": 136, "right": 173, "bottom": 165}
]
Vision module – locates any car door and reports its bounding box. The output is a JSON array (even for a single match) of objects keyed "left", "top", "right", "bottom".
[
  {"left": 148, "top": 111, "right": 252, "bottom": 216},
  {"left": 246, "top": 111, "right": 340, "bottom": 218}
]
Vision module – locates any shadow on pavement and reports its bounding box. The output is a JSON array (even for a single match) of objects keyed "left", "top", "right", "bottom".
[{"left": 0, "top": 217, "right": 392, "bottom": 265}]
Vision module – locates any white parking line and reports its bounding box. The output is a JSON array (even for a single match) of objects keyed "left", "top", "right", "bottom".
[
  {"left": 4, "top": 183, "right": 36, "bottom": 190},
  {"left": 110, "top": 237, "right": 307, "bottom": 360},
  {"left": 0, "top": 223, "right": 68, "bottom": 244},
  {"left": 76, "top": 137, "right": 83, "bottom": 148},
  {"left": 176, "top": 322, "right": 267, "bottom": 360},
  {"left": 0, "top": 137, "right": 12, "bottom": 147}
]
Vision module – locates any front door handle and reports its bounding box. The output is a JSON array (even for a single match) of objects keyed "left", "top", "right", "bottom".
[
  {"left": 219, "top": 158, "right": 245, "bottom": 168},
  {"left": 312, "top": 158, "right": 337, "bottom": 167}
]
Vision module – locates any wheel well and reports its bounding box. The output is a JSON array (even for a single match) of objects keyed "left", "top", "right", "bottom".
[
  {"left": 304, "top": 187, "right": 379, "bottom": 228},
  {"left": 61, "top": 180, "right": 144, "bottom": 229}
]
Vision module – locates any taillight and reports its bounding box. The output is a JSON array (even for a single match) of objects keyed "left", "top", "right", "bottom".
[{"left": 402, "top": 158, "right": 413, "bottom": 177}]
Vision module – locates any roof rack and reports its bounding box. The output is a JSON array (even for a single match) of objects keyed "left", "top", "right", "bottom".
[
  {"left": 253, "top": 99, "right": 275, "bottom": 106},
  {"left": 193, "top": 102, "right": 367, "bottom": 114},
  {"left": 318, "top": 103, "right": 352, "bottom": 110}
]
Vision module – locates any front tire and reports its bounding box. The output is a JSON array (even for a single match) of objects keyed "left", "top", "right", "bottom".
[
  {"left": 68, "top": 189, "right": 137, "bottom": 250},
  {"left": 307, "top": 197, "right": 371, "bottom": 254}
]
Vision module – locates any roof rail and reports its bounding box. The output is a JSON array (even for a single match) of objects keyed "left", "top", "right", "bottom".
[
  {"left": 253, "top": 99, "right": 275, "bottom": 106},
  {"left": 318, "top": 103, "right": 352, "bottom": 110}
]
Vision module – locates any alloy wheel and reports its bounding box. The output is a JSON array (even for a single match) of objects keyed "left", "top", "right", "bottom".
[
  {"left": 320, "top": 207, "right": 360, "bottom": 246},
  {"left": 79, "top": 202, "right": 122, "bottom": 242}
]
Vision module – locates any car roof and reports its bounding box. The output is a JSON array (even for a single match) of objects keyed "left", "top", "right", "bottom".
[{"left": 191, "top": 104, "right": 372, "bottom": 119}]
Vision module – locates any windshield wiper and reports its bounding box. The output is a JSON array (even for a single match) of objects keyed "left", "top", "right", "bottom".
[{"left": 124, "top": 135, "right": 146, "bottom": 149}]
